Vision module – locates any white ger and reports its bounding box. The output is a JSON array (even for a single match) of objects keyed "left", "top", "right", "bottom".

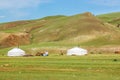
[
  {"left": 67, "top": 47, "right": 87, "bottom": 56},
  {"left": 7, "top": 48, "right": 26, "bottom": 56}
]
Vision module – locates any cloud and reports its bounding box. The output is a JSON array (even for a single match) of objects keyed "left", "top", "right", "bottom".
[
  {"left": 0, "top": 0, "right": 51, "bottom": 22},
  {"left": 90, "top": 0, "right": 120, "bottom": 6},
  {"left": 0, "top": 0, "right": 50, "bottom": 9},
  {"left": 0, "top": 16, "right": 6, "bottom": 18}
]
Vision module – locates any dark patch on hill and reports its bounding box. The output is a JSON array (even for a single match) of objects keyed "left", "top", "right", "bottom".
[{"left": 0, "top": 33, "right": 31, "bottom": 48}]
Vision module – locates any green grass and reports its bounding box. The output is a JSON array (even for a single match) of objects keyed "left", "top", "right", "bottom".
[
  {"left": 97, "top": 12, "right": 120, "bottom": 25},
  {"left": 81, "top": 34, "right": 120, "bottom": 46},
  {"left": 0, "top": 54, "right": 120, "bottom": 80}
]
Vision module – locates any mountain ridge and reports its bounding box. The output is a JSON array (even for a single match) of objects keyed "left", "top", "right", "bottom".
[{"left": 0, "top": 12, "right": 120, "bottom": 49}]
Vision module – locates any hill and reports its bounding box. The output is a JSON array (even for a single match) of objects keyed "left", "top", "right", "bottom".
[
  {"left": 97, "top": 12, "right": 120, "bottom": 26},
  {"left": 0, "top": 32, "right": 31, "bottom": 48},
  {"left": 0, "top": 12, "right": 120, "bottom": 54}
]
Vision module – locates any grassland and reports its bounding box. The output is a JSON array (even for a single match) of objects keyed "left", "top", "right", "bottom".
[
  {"left": 97, "top": 12, "right": 120, "bottom": 25},
  {"left": 0, "top": 12, "right": 120, "bottom": 80},
  {"left": 0, "top": 54, "right": 120, "bottom": 80}
]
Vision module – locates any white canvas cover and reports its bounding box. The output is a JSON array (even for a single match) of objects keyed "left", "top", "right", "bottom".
[
  {"left": 67, "top": 47, "right": 87, "bottom": 56},
  {"left": 7, "top": 48, "right": 26, "bottom": 56}
]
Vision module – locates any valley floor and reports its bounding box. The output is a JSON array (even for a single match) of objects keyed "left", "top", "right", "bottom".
[{"left": 0, "top": 54, "right": 120, "bottom": 80}]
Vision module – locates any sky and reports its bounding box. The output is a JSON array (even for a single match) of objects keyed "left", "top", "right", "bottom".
[{"left": 0, "top": 0, "right": 120, "bottom": 23}]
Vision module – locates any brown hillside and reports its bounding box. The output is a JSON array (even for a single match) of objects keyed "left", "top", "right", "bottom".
[
  {"left": 32, "top": 12, "right": 112, "bottom": 42},
  {"left": 0, "top": 21, "right": 32, "bottom": 30},
  {"left": 0, "top": 12, "right": 120, "bottom": 48},
  {"left": 0, "top": 33, "right": 31, "bottom": 48}
]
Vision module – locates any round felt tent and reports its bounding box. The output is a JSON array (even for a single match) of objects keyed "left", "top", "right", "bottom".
[
  {"left": 7, "top": 48, "right": 26, "bottom": 56},
  {"left": 67, "top": 47, "right": 87, "bottom": 56}
]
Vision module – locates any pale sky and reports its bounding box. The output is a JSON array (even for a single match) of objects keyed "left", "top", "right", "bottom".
[{"left": 0, "top": 0, "right": 120, "bottom": 22}]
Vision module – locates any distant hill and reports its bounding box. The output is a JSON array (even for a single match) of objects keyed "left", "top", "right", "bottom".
[
  {"left": 0, "top": 12, "right": 120, "bottom": 49},
  {"left": 97, "top": 12, "right": 120, "bottom": 26}
]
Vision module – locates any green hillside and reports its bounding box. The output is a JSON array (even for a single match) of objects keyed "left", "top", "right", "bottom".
[
  {"left": 0, "top": 12, "right": 120, "bottom": 55},
  {"left": 97, "top": 12, "right": 120, "bottom": 26}
]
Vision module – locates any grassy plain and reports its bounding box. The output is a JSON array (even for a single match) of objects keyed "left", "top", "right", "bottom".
[{"left": 0, "top": 54, "right": 120, "bottom": 80}]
